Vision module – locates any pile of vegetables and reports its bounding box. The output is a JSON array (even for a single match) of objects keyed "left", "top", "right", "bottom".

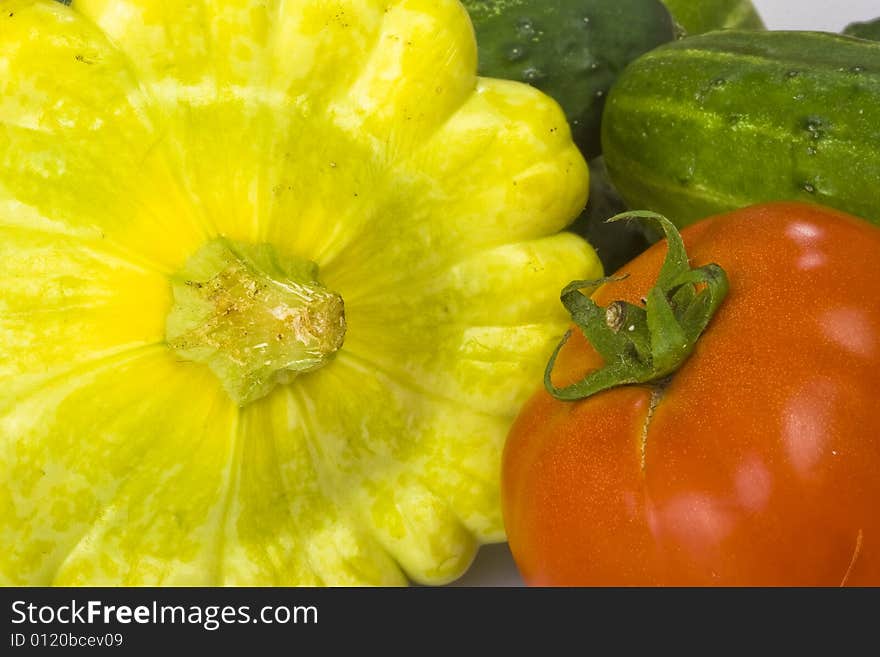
[{"left": 1, "top": 0, "right": 878, "bottom": 587}]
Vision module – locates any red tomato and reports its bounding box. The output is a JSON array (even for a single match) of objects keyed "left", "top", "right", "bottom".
[{"left": 503, "top": 202, "right": 880, "bottom": 586}]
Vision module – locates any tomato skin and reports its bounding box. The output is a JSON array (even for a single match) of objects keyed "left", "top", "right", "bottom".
[{"left": 503, "top": 202, "right": 880, "bottom": 586}]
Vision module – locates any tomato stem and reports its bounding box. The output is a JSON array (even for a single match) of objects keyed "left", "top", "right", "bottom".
[{"left": 545, "top": 211, "right": 728, "bottom": 401}]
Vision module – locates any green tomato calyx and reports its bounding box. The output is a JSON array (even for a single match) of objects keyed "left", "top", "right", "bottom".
[
  {"left": 166, "top": 239, "right": 345, "bottom": 406},
  {"left": 545, "top": 211, "right": 728, "bottom": 401}
]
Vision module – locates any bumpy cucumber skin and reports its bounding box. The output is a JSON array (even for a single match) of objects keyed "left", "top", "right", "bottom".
[
  {"left": 462, "top": 0, "right": 676, "bottom": 159},
  {"left": 662, "top": 0, "right": 764, "bottom": 34},
  {"left": 844, "top": 18, "right": 880, "bottom": 42},
  {"left": 602, "top": 30, "right": 880, "bottom": 227}
]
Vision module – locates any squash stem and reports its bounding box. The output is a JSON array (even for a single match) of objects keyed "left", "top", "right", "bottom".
[{"left": 165, "top": 239, "right": 345, "bottom": 406}]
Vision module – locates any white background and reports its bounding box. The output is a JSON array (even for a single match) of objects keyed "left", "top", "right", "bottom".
[
  {"left": 454, "top": 0, "right": 880, "bottom": 587},
  {"left": 756, "top": 0, "right": 877, "bottom": 32}
]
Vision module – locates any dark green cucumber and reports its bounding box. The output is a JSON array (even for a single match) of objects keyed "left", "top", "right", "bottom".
[
  {"left": 462, "top": 0, "right": 677, "bottom": 159},
  {"left": 569, "top": 157, "right": 652, "bottom": 272},
  {"left": 661, "top": 0, "right": 764, "bottom": 34},
  {"left": 844, "top": 18, "right": 880, "bottom": 42},
  {"left": 602, "top": 30, "right": 880, "bottom": 226}
]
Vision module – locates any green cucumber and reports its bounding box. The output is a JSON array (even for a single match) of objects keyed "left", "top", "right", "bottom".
[
  {"left": 844, "top": 18, "right": 880, "bottom": 42},
  {"left": 602, "top": 30, "right": 880, "bottom": 226},
  {"left": 661, "top": 0, "right": 764, "bottom": 34},
  {"left": 462, "top": 0, "right": 677, "bottom": 159}
]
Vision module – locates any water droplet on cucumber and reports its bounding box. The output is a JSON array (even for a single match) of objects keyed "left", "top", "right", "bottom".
[
  {"left": 507, "top": 45, "right": 527, "bottom": 62},
  {"left": 516, "top": 17, "right": 535, "bottom": 38},
  {"left": 522, "top": 66, "right": 545, "bottom": 82}
]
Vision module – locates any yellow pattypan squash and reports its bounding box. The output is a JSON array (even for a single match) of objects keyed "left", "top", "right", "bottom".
[{"left": 0, "top": 0, "right": 600, "bottom": 585}]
